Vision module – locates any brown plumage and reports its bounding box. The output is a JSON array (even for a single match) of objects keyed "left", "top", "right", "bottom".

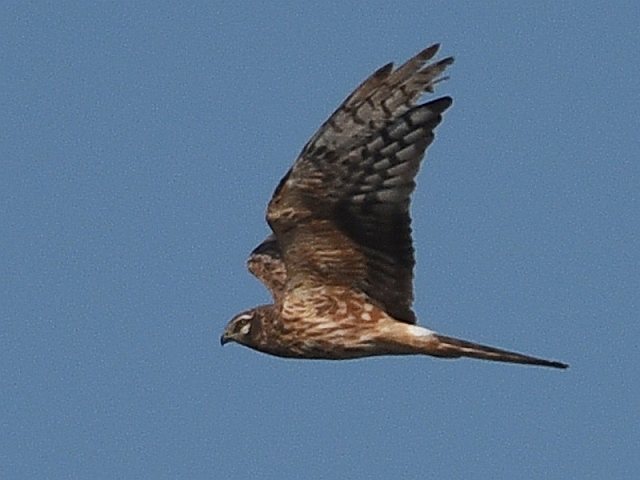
[
  {"left": 247, "top": 234, "right": 286, "bottom": 304},
  {"left": 221, "top": 44, "right": 568, "bottom": 369}
]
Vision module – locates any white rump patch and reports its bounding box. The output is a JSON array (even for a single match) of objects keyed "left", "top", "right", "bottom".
[{"left": 407, "top": 325, "right": 436, "bottom": 337}]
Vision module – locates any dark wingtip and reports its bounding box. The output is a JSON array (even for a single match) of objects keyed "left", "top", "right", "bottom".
[
  {"left": 250, "top": 235, "right": 281, "bottom": 258},
  {"left": 427, "top": 96, "right": 453, "bottom": 113},
  {"left": 422, "top": 43, "right": 440, "bottom": 59},
  {"left": 376, "top": 62, "right": 394, "bottom": 76},
  {"left": 547, "top": 360, "right": 569, "bottom": 369},
  {"left": 515, "top": 358, "right": 569, "bottom": 370},
  {"left": 439, "top": 56, "right": 455, "bottom": 66}
]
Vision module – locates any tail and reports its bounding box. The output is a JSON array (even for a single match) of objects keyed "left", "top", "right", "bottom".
[{"left": 428, "top": 333, "right": 568, "bottom": 369}]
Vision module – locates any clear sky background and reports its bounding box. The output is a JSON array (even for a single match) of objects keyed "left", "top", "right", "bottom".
[{"left": 2, "top": 2, "right": 638, "bottom": 479}]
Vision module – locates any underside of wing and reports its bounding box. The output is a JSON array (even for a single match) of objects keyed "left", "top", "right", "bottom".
[
  {"left": 247, "top": 234, "right": 287, "bottom": 303},
  {"left": 301, "top": 43, "right": 453, "bottom": 160},
  {"left": 267, "top": 45, "right": 454, "bottom": 324}
]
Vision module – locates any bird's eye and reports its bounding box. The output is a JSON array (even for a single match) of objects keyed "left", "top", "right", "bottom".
[{"left": 233, "top": 313, "right": 253, "bottom": 336}]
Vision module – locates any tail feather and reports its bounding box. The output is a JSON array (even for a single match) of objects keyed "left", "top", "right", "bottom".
[{"left": 431, "top": 334, "right": 568, "bottom": 369}]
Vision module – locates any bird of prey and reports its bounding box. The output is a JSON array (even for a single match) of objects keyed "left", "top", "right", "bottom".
[{"left": 221, "top": 44, "right": 568, "bottom": 369}]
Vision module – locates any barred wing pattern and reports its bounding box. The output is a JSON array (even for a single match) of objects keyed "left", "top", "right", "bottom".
[
  {"left": 247, "top": 234, "right": 287, "bottom": 303},
  {"left": 223, "top": 43, "right": 568, "bottom": 369},
  {"left": 267, "top": 45, "right": 453, "bottom": 323}
]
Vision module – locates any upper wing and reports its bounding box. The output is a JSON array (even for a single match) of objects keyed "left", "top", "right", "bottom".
[
  {"left": 247, "top": 234, "right": 287, "bottom": 303},
  {"left": 267, "top": 45, "right": 453, "bottom": 324}
]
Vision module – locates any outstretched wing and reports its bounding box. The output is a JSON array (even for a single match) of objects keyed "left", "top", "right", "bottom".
[
  {"left": 247, "top": 234, "right": 287, "bottom": 303},
  {"left": 267, "top": 44, "right": 453, "bottom": 324}
]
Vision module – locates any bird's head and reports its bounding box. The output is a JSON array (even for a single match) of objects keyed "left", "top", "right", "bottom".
[{"left": 220, "top": 307, "right": 268, "bottom": 348}]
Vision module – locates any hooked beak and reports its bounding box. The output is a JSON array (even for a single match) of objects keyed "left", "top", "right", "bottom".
[{"left": 220, "top": 332, "right": 230, "bottom": 346}]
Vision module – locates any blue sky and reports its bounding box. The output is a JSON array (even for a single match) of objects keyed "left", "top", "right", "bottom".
[{"left": 2, "top": 2, "right": 638, "bottom": 479}]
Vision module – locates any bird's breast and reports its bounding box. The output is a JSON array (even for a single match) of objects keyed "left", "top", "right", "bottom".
[{"left": 260, "top": 287, "right": 399, "bottom": 359}]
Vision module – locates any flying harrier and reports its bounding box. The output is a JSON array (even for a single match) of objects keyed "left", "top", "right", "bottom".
[{"left": 221, "top": 44, "right": 568, "bottom": 369}]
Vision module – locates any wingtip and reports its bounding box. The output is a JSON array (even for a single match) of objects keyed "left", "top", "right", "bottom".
[
  {"left": 377, "top": 62, "right": 394, "bottom": 75},
  {"left": 548, "top": 360, "right": 570, "bottom": 370},
  {"left": 423, "top": 43, "right": 440, "bottom": 57},
  {"left": 426, "top": 96, "right": 453, "bottom": 113},
  {"left": 439, "top": 56, "right": 455, "bottom": 67},
  {"left": 249, "top": 234, "right": 281, "bottom": 258}
]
